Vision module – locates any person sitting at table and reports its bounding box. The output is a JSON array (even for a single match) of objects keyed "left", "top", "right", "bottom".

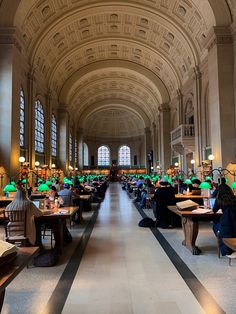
[
  {"left": 48, "top": 186, "right": 58, "bottom": 201},
  {"left": 212, "top": 183, "right": 236, "bottom": 256},
  {"left": 58, "top": 183, "right": 75, "bottom": 206},
  {"left": 6, "top": 188, "right": 43, "bottom": 245},
  {"left": 153, "top": 177, "right": 176, "bottom": 228}
]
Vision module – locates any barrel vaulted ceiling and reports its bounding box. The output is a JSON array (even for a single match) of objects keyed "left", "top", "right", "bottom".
[{"left": 0, "top": 0, "right": 234, "bottom": 135}]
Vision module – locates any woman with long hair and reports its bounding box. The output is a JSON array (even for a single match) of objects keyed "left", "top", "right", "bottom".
[
  {"left": 6, "top": 188, "right": 43, "bottom": 245},
  {"left": 213, "top": 184, "right": 236, "bottom": 256}
]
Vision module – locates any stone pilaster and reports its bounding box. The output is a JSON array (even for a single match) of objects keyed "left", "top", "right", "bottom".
[
  {"left": 144, "top": 127, "right": 152, "bottom": 170},
  {"left": 204, "top": 26, "right": 235, "bottom": 168},
  {"left": 158, "top": 103, "right": 171, "bottom": 171},
  {"left": 78, "top": 128, "right": 84, "bottom": 170},
  {"left": 45, "top": 91, "right": 52, "bottom": 168},
  {"left": 0, "top": 27, "right": 23, "bottom": 177},
  {"left": 190, "top": 67, "right": 202, "bottom": 167},
  {"left": 58, "top": 108, "right": 69, "bottom": 173}
]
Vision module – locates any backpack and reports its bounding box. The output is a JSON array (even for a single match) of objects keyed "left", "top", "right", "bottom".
[
  {"left": 33, "top": 249, "right": 59, "bottom": 267},
  {"left": 138, "top": 217, "right": 155, "bottom": 228}
]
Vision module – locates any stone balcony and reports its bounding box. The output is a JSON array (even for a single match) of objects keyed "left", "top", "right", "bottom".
[{"left": 170, "top": 124, "right": 195, "bottom": 154}]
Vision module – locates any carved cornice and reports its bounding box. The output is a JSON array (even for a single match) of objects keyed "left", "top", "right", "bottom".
[
  {"left": 0, "top": 27, "right": 23, "bottom": 52},
  {"left": 204, "top": 26, "right": 233, "bottom": 51}
]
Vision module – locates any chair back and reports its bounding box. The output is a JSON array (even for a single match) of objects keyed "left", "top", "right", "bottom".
[{"left": 4, "top": 209, "right": 28, "bottom": 245}]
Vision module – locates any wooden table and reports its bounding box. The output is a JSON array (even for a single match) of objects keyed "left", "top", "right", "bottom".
[
  {"left": 0, "top": 246, "right": 39, "bottom": 312},
  {"left": 175, "top": 194, "right": 205, "bottom": 205},
  {"left": 37, "top": 207, "right": 79, "bottom": 252},
  {"left": 168, "top": 206, "right": 222, "bottom": 255},
  {"left": 0, "top": 197, "right": 14, "bottom": 208},
  {"left": 223, "top": 238, "right": 236, "bottom": 251}
]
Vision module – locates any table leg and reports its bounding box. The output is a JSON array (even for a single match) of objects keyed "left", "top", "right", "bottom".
[
  {"left": 181, "top": 217, "right": 201, "bottom": 255},
  {"left": 0, "top": 289, "right": 5, "bottom": 312}
]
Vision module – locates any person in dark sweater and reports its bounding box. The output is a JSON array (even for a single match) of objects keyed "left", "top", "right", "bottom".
[
  {"left": 212, "top": 183, "right": 236, "bottom": 256},
  {"left": 153, "top": 177, "right": 176, "bottom": 228}
]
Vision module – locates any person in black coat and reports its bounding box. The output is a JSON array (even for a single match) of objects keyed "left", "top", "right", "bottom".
[
  {"left": 153, "top": 177, "right": 176, "bottom": 228},
  {"left": 212, "top": 183, "right": 236, "bottom": 256}
]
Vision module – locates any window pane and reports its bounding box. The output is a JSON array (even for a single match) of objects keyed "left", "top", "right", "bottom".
[
  {"left": 69, "top": 132, "right": 72, "bottom": 163},
  {"left": 119, "top": 145, "right": 131, "bottom": 166},
  {"left": 98, "top": 146, "right": 110, "bottom": 166},
  {"left": 51, "top": 115, "right": 57, "bottom": 157},
  {"left": 35, "top": 100, "right": 44, "bottom": 153},
  {"left": 20, "top": 88, "right": 25, "bottom": 147}
]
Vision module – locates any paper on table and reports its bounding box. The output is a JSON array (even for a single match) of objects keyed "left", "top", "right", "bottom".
[
  {"left": 216, "top": 209, "right": 223, "bottom": 214},
  {"left": 192, "top": 208, "right": 212, "bottom": 214}
]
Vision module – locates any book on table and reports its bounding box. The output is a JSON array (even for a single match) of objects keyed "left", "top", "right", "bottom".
[
  {"left": 176, "top": 200, "right": 199, "bottom": 211},
  {"left": 0, "top": 240, "right": 18, "bottom": 258}
]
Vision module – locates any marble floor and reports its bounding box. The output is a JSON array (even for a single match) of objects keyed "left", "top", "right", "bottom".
[{"left": 1, "top": 183, "right": 236, "bottom": 314}]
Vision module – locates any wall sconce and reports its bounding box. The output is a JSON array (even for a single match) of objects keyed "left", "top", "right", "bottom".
[
  {"left": 19, "top": 156, "right": 25, "bottom": 165},
  {"left": 208, "top": 154, "right": 215, "bottom": 170},
  {"left": 190, "top": 159, "right": 195, "bottom": 173},
  {"left": 51, "top": 163, "right": 56, "bottom": 169},
  {"left": 174, "top": 162, "right": 179, "bottom": 168},
  {"left": 35, "top": 161, "right": 40, "bottom": 167}
]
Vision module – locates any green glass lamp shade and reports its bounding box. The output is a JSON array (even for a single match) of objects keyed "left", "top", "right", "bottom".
[
  {"left": 63, "top": 177, "right": 69, "bottom": 183},
  {"left": 46, "top": 180, "right": 52, "bottom": 186},
  {"left": 231, "top": 181, "right": 236, "bottom": 188},
  {"left": 3, "top": 184, "right": 17, "bottom": 192},
  {"left": 167, "top": 178, "right": 172, "bottom": 184},
  {"left": 21, "top": 179, "right": 27, "bottom": 183},
  {"left": 178, "top": 175, "right": 183, "bottom": 179},
  {"left": 67, "top": 180, "right": 73, "bottom": 185},
  {"left": 51, "top": 177, "right": 56, "bottom": 181},
  {"left": 10, "top": 181, "right": 16, "bottom": 186},
  {"left": 199, "top": 182, "right": 212, "bottom": 189},
  {"left": 38, "top": 179, "right": 43, "bottom": 183},
  {"left": 184, "top": 179, "right": 192, "bottom": 185},
  {"left": 191, "top": 176, "right": 197, "bottom": 182},
  {"left": 205, "top": 176, "right": 212, "bottom": 181},
  {"left": 37, "top": 184, "right": 50, "bottom": 191}
]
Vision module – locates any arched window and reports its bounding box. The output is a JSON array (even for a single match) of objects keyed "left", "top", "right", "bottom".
[
  {"left": 119, "top": 145, "right": 131, "bottom": 166},
  {"left": 51, "top": 114, "right": 57, "bottom": 157},
  {"left": 35, "top": 100, "right": 44, "bottom": 153},
  {"left": 69, "top": 132, "right": 73, "bottom": 163},
  {"left": 75, "top": 139, "right": 78, "bottom": 165},
  {"left": 98, "top": 145, "right": 110, "bottom": 166},
  {"left": 20, "top": 87, "right": 25, "bottom": 147}
]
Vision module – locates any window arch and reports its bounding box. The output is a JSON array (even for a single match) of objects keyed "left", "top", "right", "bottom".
[
  {"left": 35, "top": 100, "right": 44, "bottom": 153},
  {"left": 83, "top": 143, "right": 88, "bottom": 166},
  {"left": 51, "top": 114, "right": 57, "bottom": 157},
  {"left": 20, "top": 87, "right": 25, "bottom": 147},
  {"left": 98, "top": 145, "right": 110, "bottom": 166},
  {"left": 118, "top": 145, "right": 131, "bottom": 166}
]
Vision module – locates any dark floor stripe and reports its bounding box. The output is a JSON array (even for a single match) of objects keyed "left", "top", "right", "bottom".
[
  {"left": 137, "top": 206, "right": 225, "bottom": 314},
  {"left": 44, "top": 210, "right": 98, "bottom": 314}
]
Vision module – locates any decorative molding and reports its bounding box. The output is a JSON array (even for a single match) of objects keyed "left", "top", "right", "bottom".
[
  {"left": 158, "top": 103, "right": 170, "bottom": 112},
  {"left": 0, "top": 27, "right": 23, "bottom": 52},
  {"left": 204, "top": 26, "right": 233, "bottom": 51}
]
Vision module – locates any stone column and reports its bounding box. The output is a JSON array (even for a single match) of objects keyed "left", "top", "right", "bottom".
[
  {"left": 78, "top": 128, "right": 84, "bottom": 170},
  {"left": 0, "top": 28, "right": 23, "bottom": 177},
  {"left": 177, "top": 89, "right": 184, "bottom": 125},
  {"left": 158, "top": 103, "right": 171, "bottom": 171},
  {"left": 144, "top": 127, "right": 152, "bottom": 170},
  {"left": 152, "top": 122, "right": 157, "bottom": 169},
  {"left": 58, "top": 108, "right": 69, "bottom": 173},
  {"left": 205, "top": 27, "right": 235, "bottom": 168},
  {"left": 191, "top": 67, "right": 203, "bottom": 167},
  {"left": 44, "top": 91, "right": 52, "bottom": 168},
  {"left": 27, "top": 70, "right": 36, "bottom": 169}
]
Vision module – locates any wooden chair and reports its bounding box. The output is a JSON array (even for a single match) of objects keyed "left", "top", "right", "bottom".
[{"left": 4, "top": 209, "right": 29, "bottom": 247}]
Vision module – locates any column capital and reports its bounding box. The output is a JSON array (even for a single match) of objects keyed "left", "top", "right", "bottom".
[
  {"left": 158, "top": 103, "right": 170, "bottom": 112},
  {"left": 204, "top": 26, "right": 232, "bottom": 51}
]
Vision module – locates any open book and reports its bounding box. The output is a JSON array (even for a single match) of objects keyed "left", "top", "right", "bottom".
[
  {"left": 0, "top": 240, "right": 18, "bottom": 258},
  {"left": 176, "top": 200, "right": 199, "bottom": 211}
]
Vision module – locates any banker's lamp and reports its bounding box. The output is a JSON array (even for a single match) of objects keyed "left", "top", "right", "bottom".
[
  {"left": 46, "top": 180, "right": 52, "bottom": 186},
  {"left": 37, "top": 183, "right": 50, "bottom": 192},
  {"left": 184, "top": 179, "right": 192, "bottom": 185},
  {"left": 3, "top": 184, "right": 17, "bottom": 193},
  {"left": 199, "top": 182, "right": 212, "bottom": 189}
]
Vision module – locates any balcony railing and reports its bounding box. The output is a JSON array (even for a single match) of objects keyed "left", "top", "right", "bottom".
[{"left": 171, "top": 124, "right": 195, "bottom": 142}]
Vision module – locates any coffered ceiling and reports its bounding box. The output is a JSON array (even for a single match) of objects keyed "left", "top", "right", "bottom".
[{"left": 0, "top": 0, "right": 234, "bottom": 134}]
